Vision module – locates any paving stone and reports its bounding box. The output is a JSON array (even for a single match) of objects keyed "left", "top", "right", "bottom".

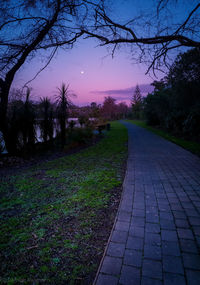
[
  {"left": 129, "top": 226, "right": 144, "bottom": 238},
  {"left": 141, "top": 277, "right": 162, "bottom": 285},
  {"left": 100, "top": 256, "right": 122, "bottom": 275},
  {"left": 175, "top": 219, "right": 190, "bottom": 228},
  {"left": 162, "top": 240, "right": 180, "bottom": 256},
  {"left": 145, "top": 223, "right": 160, "bottom": 233},
  {"left": 189, "top": 217, "right": 200, "bottom": 226},
  {"left": 146, "top": 206, "right": 159, "bottom": 214},
  {"left": 157, "top": 200, "right": 169, "bottom": 207},
  {"left": 182, "top": 253, "right": 200, "bottom": 270},
  {"left": 168, "top": 197, "right": 179, "bottom": 204},
  {"left": 156, "top": 192, "right": 167, "bottom": 198},
  {"left": 172, "top": 210, "right": 187, "bottom": 219},
  {"left": 133, "top": 209, "right": 145, "bottom": 217},
  {"left": 96, "top": 274, "right": 118, "bottom": 285},
  {"left": 144, "top": 244, "right": 161, "bottom": 260},
  {"left": 185, "top": 209, "right": 200, "bottom": 217},
  {"left": 142, "top": 259, "right": 162, "bottom": 280},
  {"left": 161, "top": 230, "right": 178, "bottom": 242},
  {"left": 131, "top": 217, "right": 145, "bottom": 227},
  {"left": 146, "top": 213, "right": 159, "bottom": 223},
  {"left": 196, "top": 236, "right": 200, "bottom": 247},
  {"left": 124, "top": 249, "right": 142, "bottom": 267},
  {"left": 182, "top": 202, "right": 195, "bottom": 209},
  {"left": 186, "top": 270, "right": 200, "bottom": 285},
  {"left": 119, "top": 265, "right": 140, "bottom": 285},
  {"left": 166, "top": 192, "right": 177, "bottom": 198},
  {"left": 145, "top": 232, "right": 161, "bottom": 246},
  {"left": 95, "top": 122, "right": 200, "bottom": 285},
  {"left": 192, "top": 226, "right": 200, "bottom": 236},
  {"left": 160, "top": 219, "right": 176, "bottom": 230},
  {"left": 115, "top": 221, "right": 130, "bottom": 232},
  {"left": 118, "top": 211, "right": 131, "bottom": 222},
  {"left": 159, "top": 212, "right": 174, "bottom": 220},
  {"left": 177, "top": 228, "right": 194, "bottom": 240},
  {"left": 107, "top": 242, "right": 125, "bottom": 258},
  {"left": 111, "top": 230, "right": 128, "bottom": 243},
  {"left": 133, "top": 202, "right": 145, "bottom": 210},
  {"left": 126, "top": 236, "right": 144, "bottom": 250},
  {"left": 163, "top": 255, "right": 184, "bottom": 274},
  {"left": 163, "top": 273, "right": 186, "bottom": 285},
  {"left": 170, "top": 203, "right": 183, "bottom": 211},
  {"left": 179, "top": 239, "right": 199, "bottom": 253}
]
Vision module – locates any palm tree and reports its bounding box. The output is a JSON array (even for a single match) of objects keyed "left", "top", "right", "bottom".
[
  {"left": 55, "top": 83, "right": 76, "bottom": 146},
  {"left": 39, "top": 97, "right": 54, "bottom": 143}
]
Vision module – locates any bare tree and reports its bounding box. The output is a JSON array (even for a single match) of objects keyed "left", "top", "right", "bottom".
[
  {"left": 82, "top": 1, "right": 200, "bottom": 74},
  {"left": 0, "top": 0, "right": 98, "bottom": 147}
]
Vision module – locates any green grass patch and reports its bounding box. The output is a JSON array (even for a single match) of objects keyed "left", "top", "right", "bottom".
[
  {"left": 0, "top": 121, "right": 127, "bottom": 284},
  {"left": 127, "top": 120, "right": 200, "bottom": 156}
]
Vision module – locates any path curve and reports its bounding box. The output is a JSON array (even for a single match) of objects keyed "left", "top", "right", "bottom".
[{"left": 94, "top": 121, "right": 200, "bottom": 285}]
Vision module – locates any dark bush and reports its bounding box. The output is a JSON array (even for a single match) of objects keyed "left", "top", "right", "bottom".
[{"left": 183, "top": 106, "right": 200, "bottom": 141}]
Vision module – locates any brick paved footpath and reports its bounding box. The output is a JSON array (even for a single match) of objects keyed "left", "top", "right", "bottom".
[{"left": 94, "top": 121, "right": 200, "bottom": 285}]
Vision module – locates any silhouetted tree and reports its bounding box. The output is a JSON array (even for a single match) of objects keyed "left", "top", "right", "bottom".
[
  {"left": 144, "top": 47, "right": 200, "bottom": 140},
  {"left": 39, "top": 97, "right": 54, "bottom": 143},
  {"left": 82, "top": 1, "right": 200, "bottom": 74},
  {"left": 90, "top": 102, "right": 100, "bottom": 118},
  {"left": 0, "top": 0, "right": 98, "bottom": 149},
  {"left": 6, "top": 88, "right": 36, "bottom": 153},
  {"left": 117, "top": 102, "right": 128, "bottom": 119},
  {"left": 101, "top": 96, "right": 117, "bottom": 120},
  {"left": 55, "top": 83, "right": 76, "bottom": 146},
  {"left": 131, "top": 85, "right": 142, "bottom": 119}
]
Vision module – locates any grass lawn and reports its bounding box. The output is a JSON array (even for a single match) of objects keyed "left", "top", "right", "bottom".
[
  {"left": 0, "top": 121, "right": 128, "bottom": 284},
  {"left": 126, "top": 120, "right": 200, "bottom": 156}
]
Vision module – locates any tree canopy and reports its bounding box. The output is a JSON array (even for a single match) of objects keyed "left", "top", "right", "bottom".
[{"left": 144, "top": 47, "right": 200, "bottom": 140}]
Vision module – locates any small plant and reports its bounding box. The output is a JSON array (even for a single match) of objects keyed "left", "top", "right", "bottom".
[
  {"left": 68, "top": 120, "right": 76, "bottom": 132},
  {"left": 39, "top": 97, "right": 54, "bottom": 143}
]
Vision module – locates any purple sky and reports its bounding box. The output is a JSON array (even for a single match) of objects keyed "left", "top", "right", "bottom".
[
  {"left": 12, "top": 0, "right": 194, "bottom": 106},
  {"left": 14, "top": 38, "right": 155, "bottom": 106}
]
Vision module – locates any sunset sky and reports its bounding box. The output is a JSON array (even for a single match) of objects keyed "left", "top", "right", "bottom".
[{"left": 12, "top": 0, "right": 193, "bottom": 106}]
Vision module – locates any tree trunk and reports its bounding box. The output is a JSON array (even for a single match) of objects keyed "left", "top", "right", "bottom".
[{"left": 0, "top": 80, "right": 11, "bottom": 150}]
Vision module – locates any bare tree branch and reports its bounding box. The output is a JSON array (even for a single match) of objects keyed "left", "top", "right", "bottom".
[
  {"left": 23, "top": 46, "right": 59, "bottom": 89},
  {"left": 82, "top": 1, "right": 200, "bottom": 73}
]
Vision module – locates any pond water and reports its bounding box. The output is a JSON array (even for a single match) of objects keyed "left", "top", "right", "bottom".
[
  {"left": 35, "top": 118, "right": 81, "bottom": 142},
  {"left": 0, "top": 118, "right": 96, "bottom": 153}
]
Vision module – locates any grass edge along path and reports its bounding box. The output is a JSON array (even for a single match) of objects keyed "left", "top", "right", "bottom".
[
  {"left": 126, "top": 119, "right": 200, "bottom": 156},
  {"left": 0, "top": 121, "right": 128, "bottom": 285}
]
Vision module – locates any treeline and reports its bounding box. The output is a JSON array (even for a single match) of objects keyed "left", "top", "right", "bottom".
[
  {"left": 70, "top": 97, "right": 128, "bottom": 121},
  {"left": 131, "top": 48, "right": 200, "bottom": 142},
  {"left": 5, "top": 84, "right": 71, "bottom": 154},
  {"left": 2, "top": 84, "right": 129, "bottom": 154}
]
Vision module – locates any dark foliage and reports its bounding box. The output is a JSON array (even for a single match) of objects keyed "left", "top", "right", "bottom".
[
  {"left": 55, "top": 83, "right": 76, "bottom": 147},
  {"left": 39, "top": 97, "right": 54, "bottom": 143},
  {"left": 6, "top": 88, "right": 36, "bottom": 153},
  {"left": 131, "top": 85, "right": 143, "bottom": 119},
  {"left": 144, "top": 47, "right": 200, "bottom": 141}
]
